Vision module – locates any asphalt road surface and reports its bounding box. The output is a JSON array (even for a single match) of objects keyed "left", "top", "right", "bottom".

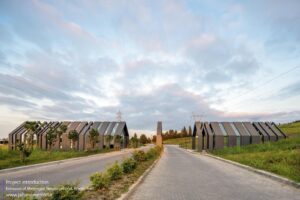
[
  {"left": 0, "top": 145, "right": 152, "bottom": 188},
  {"left": 129, "top": 145, "right": 300, "bottom": 200}
]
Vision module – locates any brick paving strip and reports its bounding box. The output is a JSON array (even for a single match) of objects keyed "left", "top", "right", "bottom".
[{"left": 128, "top": 145, "right": 300, "bottom": 200}]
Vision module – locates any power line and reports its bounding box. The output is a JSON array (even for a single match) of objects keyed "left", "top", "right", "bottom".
[{"left": 224, "top": 65, "right": 300, "bottom": 110}]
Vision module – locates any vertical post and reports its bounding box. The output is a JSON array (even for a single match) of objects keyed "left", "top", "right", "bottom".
[
  {"left": 156, "top": 121, "right": 163, "bottom": 147},
  {"left": 192, "top": 136, "right": 196, "bottom": 150},
  {"left": 195, "top": 121, "right": 203, "bottom": 152}
]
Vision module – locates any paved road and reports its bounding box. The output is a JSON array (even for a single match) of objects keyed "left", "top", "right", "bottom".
[
  {"left": 0, "top": 145, "right": 152, "bottom": 188},
  {"left": 129, "top": 145, "right": 300, "bottom": 200}
]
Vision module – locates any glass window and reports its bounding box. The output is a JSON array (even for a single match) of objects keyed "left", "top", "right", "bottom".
[
  {"left": 230, "top": 123, "right": 240, "bottom": 146},
  {"left": 97, "top": 123, "right": 103, "bottom": 134},
  {"left": 218, "top": 123, "right": 227, "bottom": 136},
  {"left": 230, "top": 123, "right": 240, "bottom": 136},
  {"left": 241, "top": 123, "right": 251, "bottom": 136},
  {"left": 111, "top": 123, "right": 119, "bottom": 136},
  {"left": 104, "top": 123, "right": 113, "bottom": 135}
]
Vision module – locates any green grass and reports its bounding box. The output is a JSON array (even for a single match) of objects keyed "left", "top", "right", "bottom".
[
  {"left": 211, "top": 137, "right": 300, "bottom": 182},
  {"left": 279, "top": 121, "right": 300, "bottom": 137},
  {"left": 164, "top": 122, "right": 300, "bottom": 182},
  {"left": 163, "top": 137, "right": 195, "bottom": 149},
  {"left": 0, "top": 147, "right": 113, "bottom": 170}
]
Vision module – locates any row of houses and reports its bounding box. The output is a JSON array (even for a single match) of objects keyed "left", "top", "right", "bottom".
[
  {"left": 192, "top": 122, "right": 286, "bottom": 151},
  {"left": 8, "top": 121, "right": 129, "bottom": 151}
]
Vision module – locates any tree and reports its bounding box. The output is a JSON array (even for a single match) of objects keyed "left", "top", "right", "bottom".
[
  {"left": 56, "top": 124, "right": 67, "bottom": 149},
  {"left": 68, "top": 130, "right": 79, "bottom": 150},
  {"left": 46, "top": 128, "right": 57, "bottom": 151},
  {"left": 17, "top": 142, "right": 31, "bottom": 163},
  {"left": 105, "top": 135, "right": 113, "bottom": 149},
  {"left": 24, "top": 121, "right": 39, "bottom": 150},
  {"left": 181, "top": 126, "right": 188, "bottom": 137},
  {"left": 188, "top": 126, "right": 192, "bottom": 136},
  {"left": 130, "top": 133, "right": 139, "bottom": 148},
  {"left": 114, "top": 135, "right": 122, "bottom": 150},
  {"left": 152, "top": 135, "right": 157, "bottom": 143},
  {"left": 89, "top": 128, "right": 99, "bottom": 149},
  {"left": 139, "top": 134, "right": 148, "bottom": 145}
]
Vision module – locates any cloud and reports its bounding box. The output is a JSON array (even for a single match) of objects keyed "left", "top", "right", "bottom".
[
  {"left": 277, "top": 81, "right": 300, "bottom": 98},
  {"left": 114, "top": 83, "right": 223, "bottom": 130},
  {"left": 0, "top": 0, "right": 299, "bottom": 138}
]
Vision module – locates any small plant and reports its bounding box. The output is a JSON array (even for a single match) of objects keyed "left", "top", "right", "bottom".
[
  {"left": 17, "top": 142, "right": 32, "bottom": 163},
  {"left": 130, "top": 133, "right": 139, "bottom": 148},
  {"left": 46, "top": 128, "right": 57, "bottom": 151},
  {"left": 68, "top": 130, "right": 79, "bottom": 150},
  {"left": 89, "top": 128, "right": 99, "bottom": 149},
  {"left": 107, "top": 161, "right": 123, "bottom": 180},
  {"left": 133, "top": 150, "right": 147, "bottom": 162},
  {"left": 146, "top": 147, "right": 159, "bottom": 160},
  {"left": 121, "top": 158, "right": 137, "bottom": 174},
  {"left": 90, "top": 172, "right": 111, "bottom": 190},
  {"left": 50, "top": 183, "right": 82, "bottom": 200}
]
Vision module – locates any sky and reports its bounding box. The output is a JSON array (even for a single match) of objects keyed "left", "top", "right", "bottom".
[{"left": 0, "top": 0, "right": 300, "bottom": 138}]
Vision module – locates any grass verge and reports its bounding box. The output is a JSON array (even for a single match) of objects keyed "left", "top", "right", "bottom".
[
  {"left": 211, "top": 137, "right": 300, "bottom": 182},
  {"left": 45, "top": 146, "right": 162, "bottom": 200},
  {"left": 279, "top": 121, "right": 300, "bottom": 137},
  {"left": 83, "top": 146, "right": 162, "bottom": 200},
  {"left": 163, "top": 137, "right": 194, "bottom": 149},
  {"left": 0, "top": 147, "right": 113, "bottom": 170}
]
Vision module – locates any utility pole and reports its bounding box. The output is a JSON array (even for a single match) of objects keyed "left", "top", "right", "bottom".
[
  {"left": 191, "top": 112, "right": 204, "bottom": 121},
  {"left": 116, "top": 110, "right": 122, "bottom": 122}
]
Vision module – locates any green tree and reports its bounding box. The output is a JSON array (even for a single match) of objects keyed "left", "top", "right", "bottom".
[
  {"left": 89, "top": 128, "right": 99, "bottom": 149},
  {"left": 188, "top": 126, "right": 192, "bottom": 136},
  {"left": 46, "top": 127, "right": 57, "bottom": 151},
  {"left": 114, "top": 135, "right": 122, "bottom": 150},
  {"left": 56, "top": 124, "right": 67, "bottom": 149},
  {"left": 139, "top": 134, "right": 148, "bottom": 144},
  {"left": 130, "top": 133, "right": 139, "bottom": 148},
  {"left": 24, "top": 121, "right": 39, "bottom": 150},
  {"left": 105, "top": 135, "right": 113, "bottom": 149},
  {"left": 17, "top": 142, "right": 31, "bottom": 163},
  {"left": 181, "top": 126, "right": 188, "bottom": 137},
  {"left": 152, "top": 135, "right": 156, "bottom": 143},
  {"left": 68, "top": 130, "right": 79, "bottom": 150}
]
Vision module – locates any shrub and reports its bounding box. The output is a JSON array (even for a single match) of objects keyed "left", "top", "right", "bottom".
[
  {"left": 122, "top": 158, "right": 137, "bottom": 174},
  {"left": 146, "top": 147, "right": 159, "bottom": 160},
  {"left": 133, "top": 150, "right": 147, "bottom": 162},
  {"left": 90, "top": 172, "right": 111, "bottom": 190},
  {"left": 50, "top": 184, "right": 82, "bottom": 200},
  {"left": 107, "top": 161, "right": 123, "bottom": 180}
]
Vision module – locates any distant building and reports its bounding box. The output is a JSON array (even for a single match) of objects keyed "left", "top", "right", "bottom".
[
  {"left": 192, "top": 121, "right": 286, "bottom": 151},
  {"left": 0, "top": 138, "right": 8, "bottom": 145},
  {"left": 8, "top": 121, "right": 129, "bottom": 151}
]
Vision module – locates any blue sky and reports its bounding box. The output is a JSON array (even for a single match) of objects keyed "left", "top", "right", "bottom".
[{"left": 0, "top": 0, "right": 300, "bottom": 138}]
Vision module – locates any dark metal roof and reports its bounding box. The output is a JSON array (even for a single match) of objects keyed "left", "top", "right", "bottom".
[
  {"left": 210, "top": 122, "right": 224, "bottom": 136},
  {"left": 243, "top": 122, "right": 260, "bottom": 136}
]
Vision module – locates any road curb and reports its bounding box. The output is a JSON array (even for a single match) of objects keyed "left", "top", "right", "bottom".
[
  {"left": 179, "top": 146, "right": 300, "bottom": 189},
  {"left": 204, "top": 153, "right": 300, "bottom": 189},
  {"left": 117, "top": 149, "right": 163, "bottom": 200}
]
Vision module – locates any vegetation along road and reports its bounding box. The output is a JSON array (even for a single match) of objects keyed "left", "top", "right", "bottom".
[
  {"left": 0, "top": 145, "right": 152, "bottom": 188},
  {"left": 129, "top": 145, "right": 300, "bottom": 200}
]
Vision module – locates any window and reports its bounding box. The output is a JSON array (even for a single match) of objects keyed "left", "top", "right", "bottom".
[
  {"left": 242, "top": 123, "right": 251, "bottom": 144},
  {"left": 230, "top": 123, "right": 240, "bottom": 146},
  {"left": 104, "top": 123, "right": 113, "bottom": 135},
  {"left": 218, "top": 123, "right": 227, "bottom": 136},
  {"left": 241, "top": 123, "right": 251, "bottom": 136},
  {"left": 111, "top": 123, "right": 119, "bottom": 136},
  {"left": 218, "top": 123, "right": 228, "bottom": 147}
]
